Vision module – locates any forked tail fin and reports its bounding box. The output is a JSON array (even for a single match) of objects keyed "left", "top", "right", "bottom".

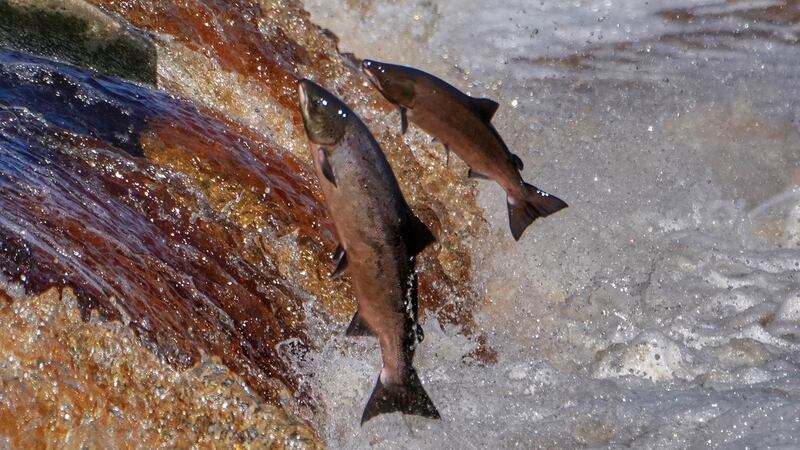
[
  {"left": 361, "top": 369, "right": 440, "bottom": 425},
  {"left": 507, "top": 182, "right": 568, "bottom": 240}
]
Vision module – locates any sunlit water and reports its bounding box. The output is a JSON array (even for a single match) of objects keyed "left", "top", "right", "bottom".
[{"left": 304, "top": 0, "right": 800, "bottom": 448}]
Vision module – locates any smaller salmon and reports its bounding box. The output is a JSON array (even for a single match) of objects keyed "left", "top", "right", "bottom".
[
  {"left": 362, "top": 60, "right": 568, "bottom": 240},
  {"left": 298, "top": 79, "right": 439, "bottom": 424}
]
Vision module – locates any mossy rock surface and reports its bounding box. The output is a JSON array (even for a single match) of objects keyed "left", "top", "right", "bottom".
[{"left": 0, "top": 0, "right": 156, "bottom": 84}]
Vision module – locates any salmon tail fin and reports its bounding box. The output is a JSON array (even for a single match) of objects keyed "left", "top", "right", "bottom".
[
  {"left": 345, "top": 310, "right": 373, "bottom": 337},
  {"left": 361, "top": 369, "right": 440, "bottom": 425},
  {"left": 507, "top": 182, "right": 568, "bottom": 241}
]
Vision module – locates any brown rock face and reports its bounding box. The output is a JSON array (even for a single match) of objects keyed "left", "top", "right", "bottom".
[{"left": 0, "top": 52, "right": 327, "bottom": 404}]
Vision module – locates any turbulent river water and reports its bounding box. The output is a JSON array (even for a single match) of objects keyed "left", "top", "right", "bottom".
[{"left": 1, "top": 0, "right": 799, "bottom": 449}]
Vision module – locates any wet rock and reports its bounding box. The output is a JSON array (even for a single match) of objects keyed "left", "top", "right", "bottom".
[
  {"left": 0, "top": 287, "right": 322, "bottom": 448},
  {"left": 593, "top": 331, "right": 690, "bottom": 382},
  {"left": 0, "top": 0, "right": 156, "bottom": 83},
  {"left": 712, "top": 338, "right": 769, "bottom": 368}
]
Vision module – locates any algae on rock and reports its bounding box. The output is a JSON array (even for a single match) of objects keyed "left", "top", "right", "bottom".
[{"left": 0, "top": 0, "right": 156, "bottom": 83}]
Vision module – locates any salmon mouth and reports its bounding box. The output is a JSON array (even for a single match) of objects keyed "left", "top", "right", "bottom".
[
  {"left": 297, "top": 79, "right": 310, "bottom": 115},
  {"left": 297, "top": 79, "right": 316, "bottom": 141},
  {"left": 361, "top": 61, "right": 383, "bottom": 91}
]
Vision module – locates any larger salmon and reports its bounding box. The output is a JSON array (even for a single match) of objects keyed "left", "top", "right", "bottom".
[{"left": 298, "top": 79, "right": 439, "bottom": 424}]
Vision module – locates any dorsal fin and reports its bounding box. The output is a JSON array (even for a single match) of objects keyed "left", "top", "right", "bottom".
[
  {"left": 470, "top": 97, "right": 499, "bottom": 122},
  {"left": 404, "top": 212, "right": 435, "bottom": 257}
]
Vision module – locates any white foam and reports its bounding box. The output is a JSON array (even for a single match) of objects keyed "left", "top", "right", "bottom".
[{"left": 303, "top": 0, "right": 800, "bottom": 447}]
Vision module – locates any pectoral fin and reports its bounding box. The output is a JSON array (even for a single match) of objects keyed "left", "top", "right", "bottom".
[
  {"left": 400, "top": 107, "right": 408, "bottom": 134},
  {"left": 470, "top": 97, "right": 499, "bottom": 122},
  {"left": 468, "top": 168, "right": 490, "bottom": 180},
  {"left": 432, "top": 139, "right": 450, "bottom": 166},
  {"left": 319, "top": 147, "right": 336, "bottom": 186},
  {"left": 330, "top": 243, "right": 348, "bottom": 279}
]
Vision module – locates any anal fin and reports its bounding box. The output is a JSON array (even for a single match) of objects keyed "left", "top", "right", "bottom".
[{"left": 346, "top": 310, "right": 373, "bottom": 337}]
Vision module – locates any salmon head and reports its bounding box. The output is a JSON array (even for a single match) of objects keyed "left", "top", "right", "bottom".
[
  {"left": 298, "top": 78, "right": 350, "bottom": 145},
  {"left": 362, "top": 60, "right": 417, "bottom": 109}
]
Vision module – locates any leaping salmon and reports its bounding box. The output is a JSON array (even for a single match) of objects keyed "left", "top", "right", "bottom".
[
  {"left": 297, "top": 78, "right": 440, "bottom": 424},
  {"left": 362, "top": 60, "right": 568, "bottom": 240}
]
